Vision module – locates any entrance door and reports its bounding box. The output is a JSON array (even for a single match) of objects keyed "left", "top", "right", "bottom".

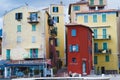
[
  {"left": 101, "top": 67, "right": 105, "bottom": 74},
  {"left": 82, "top": 61, "right": 86, "bottom": 74}
]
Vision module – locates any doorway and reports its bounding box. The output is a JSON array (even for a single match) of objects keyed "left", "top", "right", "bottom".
[{"left": 101, "top": 67, "right": 105, "bottom": 74}]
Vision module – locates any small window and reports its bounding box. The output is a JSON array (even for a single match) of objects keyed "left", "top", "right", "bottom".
[
  {"left": 53, "top": 16, "right": 59, "bottom": 23},
  {"left": 53, "top": 7, "right": 58, "bottom": 12},
  {"left": 15, "top": 13, "right": 22, "bottom": 20},
  {"left": 93, "top": 14, "right": 97, "bottom": 23},
  {"left": 17, "top": 36, "right": 22, "bottom": 43},
  {"left": 71, "top": 29, "right": 76, "bottom": 36},
  {"left": 56, "top": 50, "right": 60, "bottom": 57},
  {"left": 105, "top": 55, "right": 109, "bottom": 62},
  {"left": 84, "top": 15, "right": 88, "bottom": 23},
  {"left": 73, "top": 6, "right": 80, "bottom": 11},
  {"left": 32, "top": 36, "right": 36, "bottom": 43},
  {"left": 32, "top": 24, "right": 36, "bottom": 31},
  {"left": 72, "top": 58, "right": 76, "bottom": 63},
  {"left": 17, "top": 25, "right": 21, "bottom": 32}
]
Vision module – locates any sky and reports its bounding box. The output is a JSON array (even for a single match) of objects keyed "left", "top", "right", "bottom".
[{"left": 0, "top": 0, "right": 120, "bottom": 28}]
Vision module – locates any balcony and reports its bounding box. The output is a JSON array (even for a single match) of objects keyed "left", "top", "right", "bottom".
[
  {"left": 94, "top": 49, "right": 111, "bottom": 54},
  {"left": 94, "top": 35, "right": 111, "bottom": 40},
  {"left": 27, "top": 17, "right": 40, "bottom": 24}
]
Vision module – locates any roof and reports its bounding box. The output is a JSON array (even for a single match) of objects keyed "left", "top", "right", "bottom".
[
  {"left": 68, "top": 0, "right": 88, "bottom": 14},
  {"left": 65, "top": 23, "right": 93, "bottom": 33}
]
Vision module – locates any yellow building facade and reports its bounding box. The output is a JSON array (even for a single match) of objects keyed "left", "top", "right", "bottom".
[
  {"left": 44, "top": 4, "right": 65, "bottom": 66},
  {"left": 69, "top": 0, "right": 120, "bottom": 74},
  {"left": 2, "top": 6, "right": 45, "bottom": 60}
]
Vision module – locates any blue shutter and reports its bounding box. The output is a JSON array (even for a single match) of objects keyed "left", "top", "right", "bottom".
[
  {"left": 84, "top": 15, "right": 88, "bottom": 23},
  {"left": 102, "top": 14, "right": 106, "bottom": 22},
  {"left": 93, "top": 15, "right": 97, "bottom": 23},
  {"left": 36, "top": 49, "right": 38, "bottom": 58},
  {"left": 76, "top": 44, "right": 79, "bottom": 52},
  {"left": 30, "top": 49, "right": 32, "bottom": 58},
  {"left": 69, "top": 45, "right": 72, "bottom": 52}
]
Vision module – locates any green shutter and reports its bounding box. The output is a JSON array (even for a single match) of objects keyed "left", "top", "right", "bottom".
[
  {"left": 102, "top": 14, "right": 106, "bottom": 22},
  {"left": 94, "top": 56, "right": 97, "bottom": 64},
  {"left": 6, "top": 49, "right": 10, "bottom": 60},
  {"left": 32, "top": 24, "right": 36, "bottom": 31},
  {"left": 30, "top": 49, "right": 32, "bottom": 58},
  {"left": 36, "top": 49, "right": 38, "bottom": 58},
  {"left": 93, "top": 15, "right": 97, "bottom": 23},
  {"left": 99, "top": 0, "right": 103, "bottom": 5},
  {"left": 105, "top": 55, "right": 109, "bottom": 62},
  {"left": 84, "top": 15, "right": 88, "bottom": 23},
  {"left": 17, "top": 25, "right": 21, "bottom": 32},
  {"left": 90, "top": 0, "right": 94, "bottom": 5}
]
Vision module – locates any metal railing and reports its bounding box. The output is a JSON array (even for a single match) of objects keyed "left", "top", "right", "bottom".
[
  {"left": 94, "top": 49, "right": 111, "bottom": 54},
  {"left": 94, "top": 35, "right": 111, "bottom": 40}
]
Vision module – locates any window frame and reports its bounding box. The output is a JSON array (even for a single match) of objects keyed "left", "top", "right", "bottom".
[
  {"left": 73, "top": 5, "right": 80, "bottom": 11},
  {"left": 32, "top": 36, "right": 36, "bottom": 43},
  {"left": 17, "top": 25, "right": 21, "bottom": 32},
  {"left": 53, "top": 7, "right": 58, "bottom": 12}
]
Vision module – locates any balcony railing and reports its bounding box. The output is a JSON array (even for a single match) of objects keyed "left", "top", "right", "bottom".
[
  {"left": 94, "top": 35, "right": 111, "bottom": 40},
  {"left": 94, "top": 49, "right": 111, "bottom": 54},
  {"left": 27, "top": 17, "right": 40, "bottom": 24}
]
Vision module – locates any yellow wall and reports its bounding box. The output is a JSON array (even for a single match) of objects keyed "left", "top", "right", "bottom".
[{"left": 76, "top": 12, "right": 119, "bottom": 72}]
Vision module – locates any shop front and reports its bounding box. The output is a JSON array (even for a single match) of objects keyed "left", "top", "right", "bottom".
[{"left": 3, "top": 59, "right": 52, "bottom": 78}]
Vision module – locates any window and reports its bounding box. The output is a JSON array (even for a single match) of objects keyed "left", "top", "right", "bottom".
[
  {"left": 17, "top": 36, "right": 22, "bottom": 43},
  {"left": 105, "top": 55, "right": 109, "bottom": 62},
  {"left": 6, "top": 49, "right": 10, "bottom": 60},
  {"left": 90, "top": 0, "right": 94, "bottom": 5},
  {"left": 56, "top": 50, "right": 60, "bottom": 57},
  {"left": 72, "top": 58, "right": 76, "bottom": 63},
  {"left": 53, "top": 16, "right": 59, "bottom": 23},
  {"left": 93, "top": 14, "right": 97, "bottom": 23},
  {"left": 103, "top": 42, "right": 107, "bottom": 50},
  {"left": 30, "top": 49, "right": 38, "bottom": 58},
  {"left": 30, "top": 12, "right": 38, "bottom": 21},
  {"left": 69, "top": 44, "right": 79, "bottom": 52},
  {"left": 99, "top": 0, "right": 103, "bottom": 5},
  {"left": 17, "top": 25, "right": 21, "bottom": 32},
  {"left": 55, "top": 38, "right": 60, "bottom": 47},
  {"left": 84, "top": 15, "right": 88, "bottom": 23},
  {"left": 102, "top": 14, "right": 106, "bottom": 22},
  {"left": 15, "top": 13, "right": 22, "bottom": 20},
  {"left": 94, "top": 56, "right": 97, "bottom": 64},
  {"left": 71, "top": 29, "right": 76, "bottom": 36},
  {"left": 32, "top": 24, "right": 36, "bottom": 31},
  {"left": 53, "top": 7, "right": 58, "bottom": 12},
  {"left": 94, "top": 29, "right": 97, "bottom": 38},
  {"left": 32, "top": 36, "right": 36, "bottom": 43},
  {"left": 103, "top": 28, "right": 107, "bottom": 38},
  {"left": 73, "top": 6, "right": 80, "bottom": 11}
]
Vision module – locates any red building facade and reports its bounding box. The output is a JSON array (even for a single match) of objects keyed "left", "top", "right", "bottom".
[{"left": 66, "top": 23, "right": 93, "bottom": 75}]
